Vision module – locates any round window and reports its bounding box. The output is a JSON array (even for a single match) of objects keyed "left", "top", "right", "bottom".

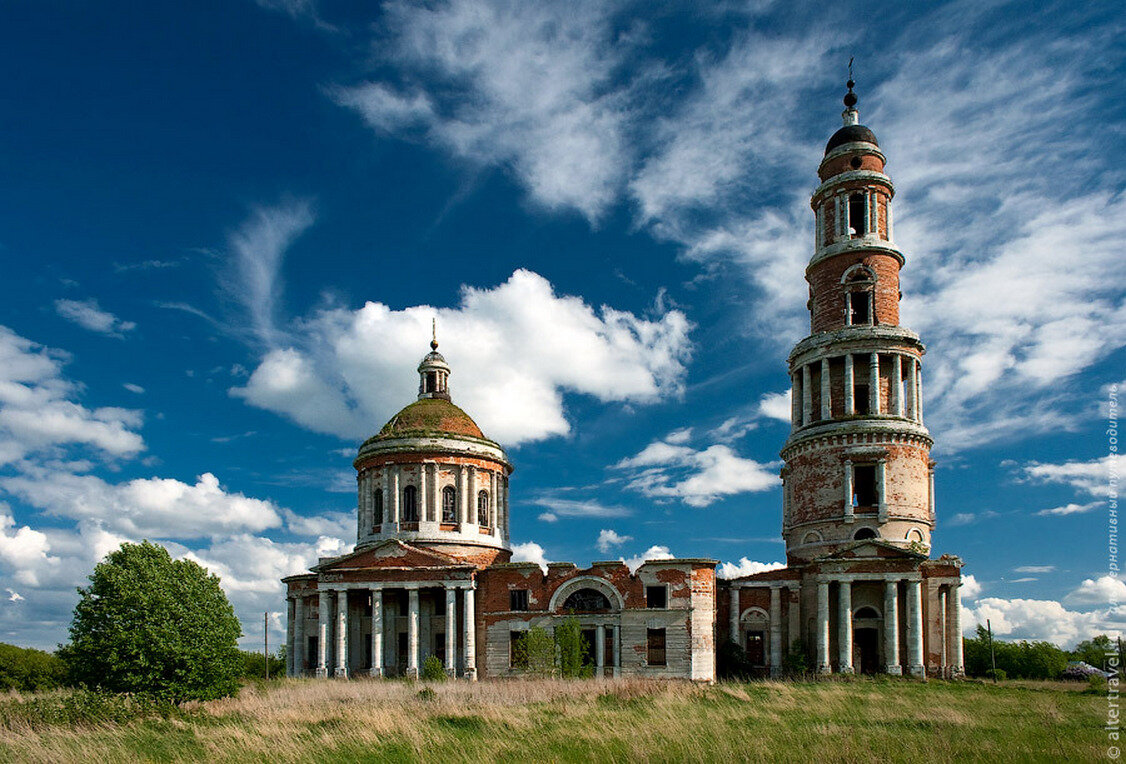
[{"left": 850, "top": 156, "right": 862, "bottom": 169}]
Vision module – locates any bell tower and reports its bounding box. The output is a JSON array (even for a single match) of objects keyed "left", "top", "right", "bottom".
[{"left": 781, "top": 78, "right": 935, "bottom": 563}]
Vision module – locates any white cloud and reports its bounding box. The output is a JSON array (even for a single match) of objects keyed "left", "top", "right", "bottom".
[
  {"left": 0, "top": 506, "right": 55, "bottom": 586},
  {"left": 529, "top": 498, "right": 630, "bottom": 519},
  {"left": 665, "top": 427, "right": 693, "bottom": 445},
  {"left": 54, "top": 299, "right": 135, "bottom": 337},
  {"left": 1037, "top": 501, "right": 1102, "bottom": 517},
  {"left": 1022, "top": 456, "right": 1114, "bottom": 499},
  {"left": 233, "top": 269, "right": 691, "bottom": 445},
  {"left": 960, "top": 574, "right": 982, "bottom": 601},
  {"left": 5, "top": 588, "right": 22, "bottom": 602},
  {"left": 334, "top": 0, "right": 638, "bottom": 223},
  {"left": 1014, "top": 565, "right": 1056, "bottom": 574},
  {"left": 596, "top": 529, "right": 631, "bottom": 554},
  {"left": 123, "top": 383, "right": 145, "bottom": 394},
  {"left": 510, "top": 541, "right": 549, "bottom": 572},
  {"left": 1065, "top": 576, "right": 1126, "bottom": 607},
  {"left": 623, "top": 544, "right": 673, "bottom": 573},
  {"left": 225, "top": 199, "right": 315, "bottom": 348},
  {"left": 717, "top": 558, "right": 785, "bottom": 579},
  {"left": 962, "top": 597, "right": 1125, "bottom": 649},
  {"left": 757, "top": 390, "right": 792, "bottom": 423},
  {"left": 0, "top": 325, "right": 145, "bottom": 465},
  {"left": 537, "top": 512, "right": 557, "bottom": 523},
  {"left": 615, "top": 438, "right": 778, "bottom": 507},
  {"left": 1, "top": 471, "right": 284, "bottom": 540}
]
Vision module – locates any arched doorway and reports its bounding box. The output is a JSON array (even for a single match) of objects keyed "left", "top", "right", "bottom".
[{"left": 853, "top": 606, "right": 881, "bottom": 675}]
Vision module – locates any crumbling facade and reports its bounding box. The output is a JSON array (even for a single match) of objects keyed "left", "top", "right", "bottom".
[{"left": 283, "top": 82, "right": 965, "bottom": 682}]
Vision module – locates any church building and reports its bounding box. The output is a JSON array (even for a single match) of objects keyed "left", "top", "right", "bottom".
[{"left": 282, "top": 81, "right": 966, "bottom": 682}]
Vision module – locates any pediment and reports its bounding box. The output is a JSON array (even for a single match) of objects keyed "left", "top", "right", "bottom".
[
  {"left": 816, "top": 539, "right": 928, "bottom": 561},
  {"left": 312, "top": 539, "right": 469, "bottom": 572}
]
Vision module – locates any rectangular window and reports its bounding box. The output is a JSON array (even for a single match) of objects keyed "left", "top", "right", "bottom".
[
  {"left": 849, "top": 193, "right": 867, "bottom": 235},
  {"left": 510, "top": 631, "right": 528, "bottom": 668},
  {"left": 509, "top": 589, "right": 529, "bottom": 611},
  {"left": 853, "top": 464, "right": 878, "bottom": 507},
  {"left": 647, "top": 628, "right": 667, "bottom": 666},
  {"left": 854, "top": 383, "right": 870, "bottom": 415},
  {"left": 645, "top": 586, "right": 667, "bottom": 609},
  {"left": 848, "top": 292, "right": 871, "bottom": 325}
]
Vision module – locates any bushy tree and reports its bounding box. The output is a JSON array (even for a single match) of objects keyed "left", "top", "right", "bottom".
[
  {"left": 0, "top": 642, "right": 68, "bottom": 691},
  {"left": 554, "top": 617, "right": 592, "bottom": 678},
  {"left": 511, "top": 626, "right": 556, "bottom": 678},
  {"left": 963, "top": 626, "right": 1068, "bottom": 680},
  {"left": 60, "top": 541, "right": 242, "bottom": 702},
  {"left": 239, "top": 648, "right": 286, "bottom": 680},
  {"left": 421, "top": 655, "right": 447, "bottom": 681},
  {"left": 1072, "top": 635, "right": 1124, "bottom": 672}
]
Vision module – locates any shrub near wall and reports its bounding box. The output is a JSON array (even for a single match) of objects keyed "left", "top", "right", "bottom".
[{"left": 0, "top": 643, "right": 67, "bottom": 691}]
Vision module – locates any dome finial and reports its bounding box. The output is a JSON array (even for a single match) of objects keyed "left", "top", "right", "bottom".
[
  {"left": 430, "top": 317, "right": 438, "bottom": 351},
  {"left": 842, "top": 57, "right": 859, "bottom": 126}
]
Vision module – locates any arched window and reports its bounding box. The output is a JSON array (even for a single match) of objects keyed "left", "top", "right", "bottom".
[
  {"left": 853, "top": 527, "right": 877, "bottom": 540},
  {"left": 801, "top": 531, "right": 822, "bottom": 545},
  {"left": 848, "top": 193, "right": 867, "bottom": 235},
  {"left": 842, "top": 265, "right": 876, "bottom": 326},
  {"left": 477, "top": 490, "right": 490, "bottom": 526},
  {"left": 442, "top": 486, "right": 457, "bottom": 523},
  {"left": 402, "top": 485, "right": 418, "bottom": 522},
  {"left": 373, "top": 490, "right": 383, "bottom": 525},
  {"left": 562, "top": 588, "right": 611, "bottom": 612},
  {"left": 906, "top": 528, "right": 925, "bottom": 543}
]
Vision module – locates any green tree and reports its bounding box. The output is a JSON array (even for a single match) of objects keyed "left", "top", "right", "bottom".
[
  {"left": 554, "top": 617, "right": 592, "bottom": 678},
  {"left": 0, "top": 642, "right": 68, "bottom": 691},
  {"left": 1072, "top": 635, "right": 1124, "bottom": 671},
  {"left": 60, "top": 541, "right": 243, "bottom": 702},
  {"left": 511, "top": 626, "right": 556, "bottom": 678},
  {"left": 421, "top": 655, "right": 447, "bottom": 681}
]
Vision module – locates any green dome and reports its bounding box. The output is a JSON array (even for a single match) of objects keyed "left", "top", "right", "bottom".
[{"left": 373, "top": 398, "right": 485, "bottom": 441}]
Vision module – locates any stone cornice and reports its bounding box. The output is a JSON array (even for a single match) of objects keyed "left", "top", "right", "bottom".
[
  {"left": 819, "top": 142, "right": 887, "bottom": 171},
  {"left": 788, "top": 325, "right": 925, "bottom": 366},
  {"left": 812, "top": 169, "right": 895, "bottom": 205},
  {"left": 355, "top": 434, "right": 511, "bottom": 471},
  {"left": 807, "top": 238, "right": 905, "bottom": 270},
  {"left": 781, "top": 420, "right": 933, "bottom": 458}
]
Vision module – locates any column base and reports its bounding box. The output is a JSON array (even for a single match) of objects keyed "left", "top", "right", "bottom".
[
  {"left": 837, "top": 665, "right": 854, "bottom": 675},
  {"left": 465, "top": 668, "right": 478, "bottom": 682},
  {"left": 334, "top": 667, "right": 348, "bottom": 679},
  {"left": 445, "top": 667, "right": 456, "bottom": 678},
  {"left": 612, "top": 667, "right": 621, "bottom": 679},
  {"left": 315, "top": 667, "right": 328, "bottom": 678},
  {"left": 369, "top": 667, "right": 383, "bottom": 679},
  {"left": 769, "top": 666, "right": 781, "bottom": 679},
  {"left": 817, "top": 664, "right": 833, "bottom": 675},
  {"left": 405, "top": 668, "right": 418, "bottom": 680},
  {"left": 908, "top": 665, "right": 925, "bottom": 678},
  {"left": 884, "top": 665, "right": 902, "bottom": 676}
]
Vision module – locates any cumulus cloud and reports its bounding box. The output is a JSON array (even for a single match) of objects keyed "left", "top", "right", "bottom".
[
  {"left": 1065, "top": 576, "right": 1126, "bottom": 607},
  {"left": 717, "top": 558, "right": 786, "bottom": 579},
  {"left": 757, "top": 390, "right": 792, "bottom": 423},
  {"left": 960, "top": 574, "right": 982, "bottom": 601},
  {"left": 623, "top": 544, "right": 673, "bottom": 573},
  {"left": 511, "top": 541, "right": 549, "bottom": 572},
  {"left": 2, "top": 471, "right": 284, "bottom": 539},
  {"left": 54, "top": 299, "right": 135, "bottom": 337},
  {"left": 596, "top": 529, "right": 631, "bottom": 554},
  {"left": 0, "top": 506, "right": 55, "bottom": 586},
  {"left": 962, "top": 597, "right": 1125, "bottom": 649},
  {"left": 232, "top": 269, "right": 691, "bottom": 445},
  {"left": 614, "top": 437, "right": 779, "bottom": 507},
  {"left": 0, "top": 325, "right": 144, "bottom": 465}
]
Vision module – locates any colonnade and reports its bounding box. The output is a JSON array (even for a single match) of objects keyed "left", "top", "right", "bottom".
[
  {"left": 814, "top": 187, "right": 891, "bottom": 250},
  {"left": 286, "top": 581, "right": 478, "bottom": 681},
  {"left": 728, "top": 583, "right": 800, "bottom": 678},
  {"left": 791, "top": 352, "right": 922, "bottom": 428},
  {"left": 357, "top": 464, "right": 509, "bottom": 540}
]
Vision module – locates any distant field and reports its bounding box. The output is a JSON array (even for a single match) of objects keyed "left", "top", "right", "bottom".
[{"left": 0, "top": 677, "right": 1107, "bottom": 762}]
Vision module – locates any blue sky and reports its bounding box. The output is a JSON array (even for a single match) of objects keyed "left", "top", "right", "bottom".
[{"left": 0, "top": 0, "right": 1123, "bottom": 651}]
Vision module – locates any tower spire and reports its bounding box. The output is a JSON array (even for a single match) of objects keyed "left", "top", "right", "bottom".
[
  {"left": 431, "top": 317, "right": 438, "bottom": 350},
  {"left": 843, "top": 58, "right": 859, "bottom": 126}
]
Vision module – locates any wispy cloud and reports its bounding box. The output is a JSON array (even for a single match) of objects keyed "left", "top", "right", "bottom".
[
  {"left": 54, "top": 299, "right": 135, "bottom": 337},
  {"left": 531, "top": 496, "right": 632, "bottom": 519}
]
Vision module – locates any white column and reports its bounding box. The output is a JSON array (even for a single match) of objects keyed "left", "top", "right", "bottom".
[
  {"left": 286, "top": 597, "right": 296, "bottom": 677},
  {"left": 769, "top": 587, "right": 782, "bottom": 678},
  {"left": 390, "top": 466, "right": 401, "bottom": 524},
  {"left": 906, "top": 359, "right": 918, "bottom": 421},
  {"left": 787, "top": 587, "right": 801, "bottom": 650},
  {"left": 335, "top": 589, "right": 348, "bottom": 678},
  {"left": 729, "top": 586, "right": 740, "bottom": 643},
  {"left": 947, "top": 583, "right": 964, "bottom": 677},
  {"left": 844, "top": 354, "right": 854, "bottom": 415},
  {"left": 791, "top": 372, "right": 801, "bottom": 427},
  {"left": 801, "top": 365, "right": 812, "bottom": 426},
  {"left": 843, "top": 460, "right": 854, "bottom": 521},
  {"left": 467, "top": 467, "right": 478, "bottom": 527},
  {"left": 869, "top": 189, "right": 878, "bottom": 235},
  {"left": 928, "top": 466, "right": 936, "bottom": 521},
  {"left": 464, "top": 586, "right": 477, "bottom": 681},
  {"left": 489, "top": 472, "right": 498, "bottom": 532},
  {"left": 612, "top": 625, "right": 621, "bottom": 678},
  {"left": 406, "top": 588, "right": 420, "bottom": 679},
  {"left": 595, "top": 624, "right": 606, "bottom": 678},
  {"left": 316, "top": 589, "right": 330, "bottom": 678},
  {"left": 457, "top": 465, "right": 468, "bottom": 525},
  {"left": 418, "top": 464, "right": 428, "bottom": 523},
  {"left": 869, "top": 352, "right": 881, "bottom": 414},
  {"left": 884, "top": 581, "right": 901, "bottom": 674},
  {"left": 915, "top": 361, "right": 924, "bottom": 423},
  {"left": 370, "top": 587, "right": 383, "bottom": 678},
  {"left": 429, "top": 464, "right": 440, "bottom": 522},
  {"left": 816, "top": 582, "right": 831, "bottom": 673},
  {"left": 834, "top": 193, "right": 843, "bottom": 240},
  {"left": 294, "top": 595, "right": 306, "bottom": 677},
  {"left": 445, "top": 586, "right": 457, "bottom": 675},
  {"left": 838, "top": 581, "right": 853, "bottom": 674},
  {"left": 820, "top": 358, "right": 831, "bottom": 420},
  {"left": 877, "top": 458, "right": 888, "bottom": 523},
  {"left": 887, "top": 199, "right": 894, "bottom": 241},
  {"left": 814, "top": 205, "right": 822, "bottom": 250},
  {"left": 906, "top": 580, "right": 925, "bottom": 677},
  {"left": 892, "top": 355, "right": 904, "bottom": 416},
  {"left": 381, "top": 470, "right": 390, "bottom": 529}
]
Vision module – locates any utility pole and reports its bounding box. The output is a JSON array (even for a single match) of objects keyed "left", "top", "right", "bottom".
[
  {"left": 987, "top": 619, "right": 997, "bottom": 683},
  {"left": 264, "top": 611, "right": 269, "bottom": 681}
]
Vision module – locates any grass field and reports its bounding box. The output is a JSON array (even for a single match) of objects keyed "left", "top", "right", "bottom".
[{"left": 0, "top": 677, "right": 1108, "bottom": 762}]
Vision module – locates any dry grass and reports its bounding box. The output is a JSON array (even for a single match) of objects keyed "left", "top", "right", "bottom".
[{"left": 0, "top": 677, "right": 1108, "bottom": 763}]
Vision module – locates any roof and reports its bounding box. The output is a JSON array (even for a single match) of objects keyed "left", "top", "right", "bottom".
[
  {"left": 373, "top": 397, "right": 485, "bottom": 440},
  {"left": 825, "top": 124, "right": 879, "bottom": 155}
]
